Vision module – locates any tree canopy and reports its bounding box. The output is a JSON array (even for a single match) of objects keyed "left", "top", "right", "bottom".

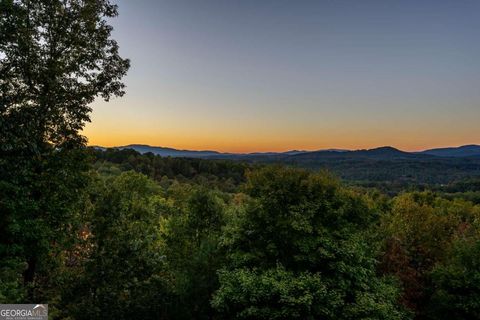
[
  {"left": 0, "top": 0, "right": 129, "bottom": 302},
  {"left": 2, "top": 1, "right": 480, "bottom": 319}
]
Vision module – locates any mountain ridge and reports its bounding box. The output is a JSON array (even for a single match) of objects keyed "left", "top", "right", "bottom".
[
  {"left": 419, "top": 144, "right": 480, "bottom": 157},
  {"left": 92, "top": 144, "right": 480, "bottom": 159}
]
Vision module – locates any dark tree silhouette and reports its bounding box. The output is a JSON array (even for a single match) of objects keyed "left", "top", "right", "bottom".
[{"left": 0, "top": 0, "right": 129, "bottom": 301}]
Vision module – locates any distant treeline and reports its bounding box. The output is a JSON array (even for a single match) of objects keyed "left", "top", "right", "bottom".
[
  {"left": 91, "top": 147, "right": 251, "bottom": 192},
  {"left": 282, "top": 157, "right": 480, "bottom": 186},
  {"left": 91, "top": 148, "right": 480, "bottom": 200}
]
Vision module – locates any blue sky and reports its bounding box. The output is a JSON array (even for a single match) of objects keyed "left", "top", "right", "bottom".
[{"left": 84, "top": 0, "right": 480, "bottom": 152}]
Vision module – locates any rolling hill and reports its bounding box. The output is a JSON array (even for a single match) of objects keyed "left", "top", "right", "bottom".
[
  {"left": 95, "top": 144, "right": 480, "bottom": 160},
  {"left": 420, "top": 145, "right": 480, "bottom": 157}
]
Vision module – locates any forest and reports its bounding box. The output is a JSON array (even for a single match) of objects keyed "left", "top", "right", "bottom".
[
  {"left": 1, "top": 1, "right": 480, "bottom": 319},
  {"left": 2, "top": 147, "right": 480, "bottom": 319}
]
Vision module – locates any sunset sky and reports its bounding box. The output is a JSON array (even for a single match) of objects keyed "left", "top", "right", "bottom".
[{"left": 83, "top": 0, "right": 480, "bottom": 153}]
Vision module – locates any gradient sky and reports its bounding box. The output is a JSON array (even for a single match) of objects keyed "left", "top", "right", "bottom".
[{"left": 83, "top": 0, "right": 480, "bottom": 153}]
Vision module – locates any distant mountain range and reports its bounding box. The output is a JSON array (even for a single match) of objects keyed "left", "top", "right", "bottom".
[
  {"left": 93, "top": 144, "right": 480, "bottom": 160},
  {"left": 93, "top": 144, "right": 480, "bottom": 187},
  {"left": 419, "top": 145, "right": 480, "bottom": 157}
]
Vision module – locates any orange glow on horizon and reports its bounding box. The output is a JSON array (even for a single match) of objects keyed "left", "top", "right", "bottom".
[
  {"left": 84, "top": 132, "right": 479, "bottom": 154},
  {"left": 78, "top": 0, "right": 480, "bottom": 156},
  {"left": 83, "top": 99, "right": 480, "bottom": 154}
]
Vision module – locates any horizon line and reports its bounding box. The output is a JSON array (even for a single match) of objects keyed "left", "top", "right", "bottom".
[{"left": 87, "top": 142, "right": 480, "bottom": 154}]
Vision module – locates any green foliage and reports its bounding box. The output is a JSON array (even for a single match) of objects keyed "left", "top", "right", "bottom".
[
  {"left": 380, "top": 192, "right": 480, "bottom": 316},
  {"left": 0, "top": 258, "right": 26, "bottom": 303},
  {"left": 213, "top": 166, "right": 409, "bottom": 319},
  {"left": 213, "top": 265, "right": 407, "bottom": 320},
  {"left": 160, "top": 187, "right": 227, "bottom": 319},
  {"left": 437, "top": 179, "right": 480, "bottom": 205},
  {"left": 62, "top": 171, "right": 171, "bottom": 320},
  {"left": 280, "top": 157, "right": 480, "bottom": 193},
  {"left": 212, "top": 266, "right": 332, "bottom": 319},
  {"left": 0, "top": 145, "right": 91, "bottom": 301},
  {"left": 0, "top": 0, "right": 128, "bottom": 302},
  {"left": 91, "top": 148, "right": 249, "bottom": 192},
  {"left": 427, "top": 224, "right": 480, "bottom": 319}
]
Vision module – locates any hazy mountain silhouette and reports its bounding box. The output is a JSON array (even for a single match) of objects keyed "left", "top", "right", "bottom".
[
  {"left": 286, "top": 146, "right": 433, "bottom": 161},
  {"left": 95, "top": 144, "right": 479, "bottom": 160},
  {"left": 107, "top": 144, "right": 310, "bottom": 158},
  {"left": 117, "top": 144, "right": 222, "bottom": 158},
  {"left": 420, "top": 144, "right": 480, "bottom": 157}
]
